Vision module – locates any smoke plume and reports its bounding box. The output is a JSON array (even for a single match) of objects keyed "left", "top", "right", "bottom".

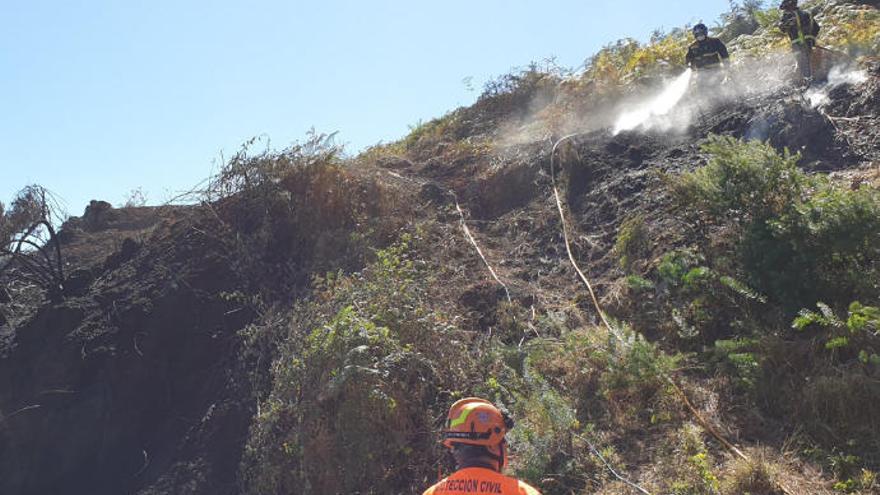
[
  {"left": 805, "top": 65, "right": 869, "bottom": 108},
  {"left": 613, "top": 69, "right": 693, "bottom": 134}
]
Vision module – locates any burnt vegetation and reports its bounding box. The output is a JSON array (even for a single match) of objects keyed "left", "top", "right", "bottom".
[
  {"left": 2, "top": 1, "right": 880, "bottom": 494},
  {"left": 0, "top": 186, "right": 66, "bottom": 304}
]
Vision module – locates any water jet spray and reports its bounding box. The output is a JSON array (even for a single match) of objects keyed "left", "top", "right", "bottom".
[{"left": 613, "top": 69, "right": 693, "bottom": 134}]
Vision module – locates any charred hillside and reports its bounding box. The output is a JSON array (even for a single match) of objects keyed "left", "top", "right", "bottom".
[{"left": 2, "top": 1, "right": 880, "bottom": 494}]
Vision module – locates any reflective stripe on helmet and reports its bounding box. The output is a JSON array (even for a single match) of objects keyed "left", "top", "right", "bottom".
[
  {"left": 443, "top": 430, "right": 492, "bottom": 441},
  {"left": 449, "top": 404, "right": 477, "bottom": 427}
]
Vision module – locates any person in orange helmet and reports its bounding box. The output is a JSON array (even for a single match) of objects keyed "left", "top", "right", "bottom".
[{"left": 423, "top": 398, "right": 541, "bottom": 495}]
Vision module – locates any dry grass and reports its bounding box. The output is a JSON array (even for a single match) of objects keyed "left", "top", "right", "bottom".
[{"left": 721, "top": 452, "right": 784, "bottom": 495}]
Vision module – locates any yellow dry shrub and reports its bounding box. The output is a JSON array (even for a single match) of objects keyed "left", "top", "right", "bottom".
[
  {"left": 623, "top": 31, "right": 689, "bottom": 79},
  {"left": 584, "top": 30, "right": 691, "bottom": 91},
  {"left": 822, "top": 9, "right": 880, "bottom": 55},
  {"left": 585, "top": 39, "right": 641, "bottom": 89}
]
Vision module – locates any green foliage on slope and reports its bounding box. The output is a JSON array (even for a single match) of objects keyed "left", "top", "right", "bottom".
[
  {"left": 656, "top": 136, "right": 880, "bottom": 486},
  {"left": 673, "top": 136, "right": 880, "bottom": 312}
]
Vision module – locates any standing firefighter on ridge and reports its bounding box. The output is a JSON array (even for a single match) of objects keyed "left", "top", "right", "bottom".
[
  {"left": 423, "top": 398, "right": 541, "bottom": 495},
  {"left": 686, "top": 23, "right": 729, "bottom": 91},
  {"left": 778, "top": 0, "right": 820, "bottom": 83}
]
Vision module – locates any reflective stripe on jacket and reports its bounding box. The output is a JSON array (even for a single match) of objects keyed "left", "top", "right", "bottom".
[
  {"left": 423, "top": 468, "right": 541, "bottom": 495},
  {"left": 779, "top": 9, "right": 819, "bottom": 47}
]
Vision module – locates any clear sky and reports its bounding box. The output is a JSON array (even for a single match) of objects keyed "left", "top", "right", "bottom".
[{"left": 2, "top": 0, "right": 732, "bottom": 216}]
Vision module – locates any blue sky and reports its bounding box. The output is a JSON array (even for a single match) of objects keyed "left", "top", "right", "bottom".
[{"left": 2, "top": 0, "right": 733, "bottom": 216}]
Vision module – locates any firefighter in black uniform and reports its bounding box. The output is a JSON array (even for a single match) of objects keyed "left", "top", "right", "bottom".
[
  {"left": 685, "top": 23, "right": 730, "bottom": 93},
  {"left": 778, "top": 0, "right": 820, "bottom": 84}
]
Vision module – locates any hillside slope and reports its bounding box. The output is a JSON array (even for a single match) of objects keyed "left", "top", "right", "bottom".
[{"left": 2, "top": 1, "right": 880, "bottom": 494}]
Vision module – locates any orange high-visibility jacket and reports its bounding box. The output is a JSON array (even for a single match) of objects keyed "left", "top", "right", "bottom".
[{"left": 423, "top": 467, "right": 541, "bottom": 495}]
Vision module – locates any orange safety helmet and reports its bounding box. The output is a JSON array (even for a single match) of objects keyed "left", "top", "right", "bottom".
[{"left": 441, "top": 398, "right": 514, "bottom": 468}]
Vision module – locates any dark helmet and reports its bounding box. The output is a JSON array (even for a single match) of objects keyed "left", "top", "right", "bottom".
[
  {"left": 692, "top": 23, "right": 709, "bottom": 37},
  {"left": 779, "top": 0, "right": 797, "bottom": 10}
]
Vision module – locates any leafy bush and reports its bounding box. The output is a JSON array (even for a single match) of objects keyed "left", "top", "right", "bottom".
[
  {"left": 710, "top": 338, "right": 760, "bottom": 391},
  {"left": 241, "top": 236, "right": 475, "bottom": 494},
  {"left": 757, "top": 184, "right": 880, "bottom": 310},
  {"left": 583, "top": 30, "right": 689, "bottom": 90},
  {"left": 658, "top": 249, "right": 703, "bottom": 287},
  {"left": 669, "top": 424, "right": 721, "bottom": 494},
  {"left": 672, "top": 136, "right": 880, "bottom": 311},
  {"left": 600, "top": 325, "right": 681, "bottom": 425},
  {"left": 821, "top": 8, "right": 880, "bottom": 56},
  {"left": 753, "top": 6, "right": 782, "bottom": 30},
  {"left": 397, "top": 112, "right": 460, "bottom": 153},
  {"left": 652, "top": 247, "right": 765, "bottom": 344},
  {"left": 626, "top": 29, "right": 690, "bottom": 77},
  {"left": 529, "top": 322, "right": 682, "bottom": 429},
  {"left": 658, "top": 137, "right": 880, "bottom": 473},
  {"left": 471, "top": 316, "right": 692, "bottom": 494},
  {"left": 614, "top": 215, "right": 650, "bottom": 271},
  {"left": 828, "top": 450, "right": 878, "bottom": 493},
  {"left": 625, "top": 274, "right": 655, "bottom": 292},
  {"left": 715, "top": 0, "right": 765, "bottom": 42},
  {"left": 793, "top": 301, "right": 880, "bottom": 364},
  {"left": 757, "top": 335, "right": 880, "bottom": 472},
  {"left": 672, "top": 136, "right": 806, "bottom": 227},
  {"left": 502, "top": 358, "right": 583, "bottom": 493}
]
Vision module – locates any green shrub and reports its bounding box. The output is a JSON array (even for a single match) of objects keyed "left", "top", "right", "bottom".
[
  {"left": 505, "top": 361, "right": 582, "bottom": 493},
  {"left": 242, "top": 308, "right": 438, "bottom": 493},
  {"left": 446, "top": 335, "right": 590, "bottom": 495},
  {"left": 672, "top": 136, "right": 807, "bottom": 227},
  {"left": 241, "top": 236, "right": 473, "bottom": 494},
  {"left": 747, "top": 184, "right": 880, "bottom": 311},
  {"left": 479, "top": 61, "right": 564, "bottom": 110},
  {"left": 658, "top": 249, "right": 703, "bottom": 287},
  {"left": 673, "top": 136, "right": 880, "bottom": 311},
  {"left": 759, "top": 336, "right": 880, "bottom": 469},
  {"left": 599, "top": 323, "right": 683, "bottom": 426},
  {"left": 793, "top": 301, "right": 880, "bottom": 364},
  {"left": 710, "top": 338, "right": 760, "bottom": 391},
  {"left": 583, "top": 29, "right": 689, "bottom": 89},
  {"left": 715, "top": 0, "right": 764, "bottom": 41},
  {"left": 614, "top": 215, "right": 651, "bottom": 271},
  {"left": 821, "top": 8, "right": 880, "bottom": 56},
  {"left": 669, "top": 424, "right": 721, "bottom": 494},
  {"left": 754, "top": 6, "right": 782, "bottom": 30},
  {"left": 492, "top": 321, "right": 686, "bottom": 493},
  {"left": 653, "top": 247, "right": 765, "bottom": 344},
  {"left": 399, "top": 112, "right": 459, "bottom": 151},
  {"left": 626, "top": 274, "right": 655, "bottom": 292}
]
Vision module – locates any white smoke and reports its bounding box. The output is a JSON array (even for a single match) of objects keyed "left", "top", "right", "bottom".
[
  {"left": 609, "top": 54, "right": 800, "bottom": 136},
  {"left": 828, "top": 65, "right": 869, "bottom": 86},
  {"left": 498, "top": 53, "right": 833, "bottom": 146},
  {"left": 613, "top": 69, "right": 693, "bottom": 134},
  {"left": 805, "top": 65, "right": 868, "bottom": 108},
  {"left": 805, "top": 88, "right": 830, "bottom": 107}
]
